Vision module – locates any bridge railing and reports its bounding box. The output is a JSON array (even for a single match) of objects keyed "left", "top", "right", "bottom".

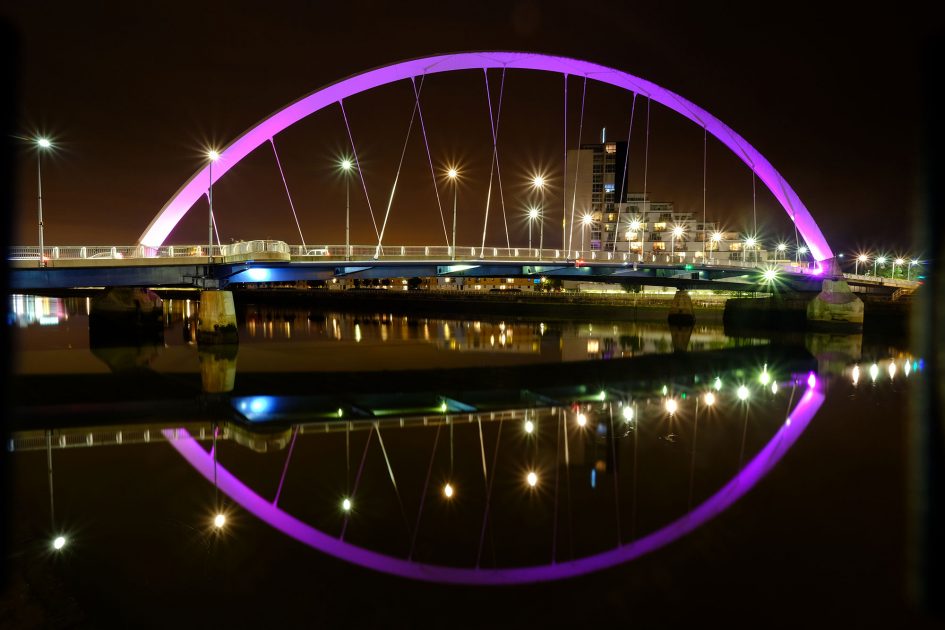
[{"left": 8, "top": 241, "right": 294, "bottom": 262}]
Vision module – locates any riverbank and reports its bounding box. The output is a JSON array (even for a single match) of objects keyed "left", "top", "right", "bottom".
[{"left": 228, "top": 287, "right": 729, "bottom": 322}]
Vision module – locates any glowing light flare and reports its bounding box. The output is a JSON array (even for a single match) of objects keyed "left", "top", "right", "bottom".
[
  {"left": 629, "top": 220, "right": 642, "bottom": 232},
  {"left": 524, "top": 420, "right": 535, "bottom": 434},
  {"left": 52, "top": 536, "right": 66, "bottom": 550},
  {"left": 807, "top": 372, "right": 817, "bottom": 389},
  {"left": 207, "top": 149, "right": 220, "bottom": 162},
  {"left": 622, "top": 405, "right": 634, "bottom": 421},
  {"left": 759, "top": 366, "right": 771, "bottom": 385},
  {"left": 704, "top": 392, "right": 716, "bottom": 406},
  {"left": 904, "top": 361, "right": 911, "bottom": 377},
  {"left": 672, "top": 225, "right": 685, "bottom": 239},
  {"left": 443, "top": 483, "right": 454, "bottom": 498},
  {"left": 582, "top": 213, "right": 594, "bottom": 226},
  {"left": 762, "top": 268, "right": 778, "bottom": 282},
  {"left": 714, "top": 377, "right": 722, "bottom": 391},
  {"left": 342, "top": 498, "right": 352, "bottom": 512},
  {"left": 527, "top": 207, "right": 539, "bottom": 220},
  {"left": 869, "top": 363, "right": 879, "bottom": 382},
  {"left": 736, "top": 385, "right": 750, "bottom": 401},
  {"left": 665, "top": 398, "right": 678, "bottom": 415},
  {"left": 577, "top": 413, "right": 587, "bottom": 427},
  {"left": 526, "top": 471, "right": 538, "bottom": 487},
  {"left": 340, "top": 158, "right": 353, "bottom": 171},
  {"left": 711, "top": 231, "right": 723, "bottom": 243},
  {"left": 888, "top": 362, "right": 896, "bottom": 380},
  {"left": 852, "top": 365, "right": 860, "bottom": 385},
  {"left": 776, "top": 243, "right": 787, "bottom": 252},
  {"left": 532, "top": 175, "right": 546, "bottom": 189},
  {"left": 857, "top": 254, "right": 869, "bottom": 263},
  {"left": 770, "top": 382, "right": 779, "bottom": 394},
  {"left": 37, "top": 137, "right": 52, "bottom": 149},
  {"left": 213, "top": 513, "right": 226, "bottom": 528}
]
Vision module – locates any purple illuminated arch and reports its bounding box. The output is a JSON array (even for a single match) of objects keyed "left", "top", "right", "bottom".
[
  {"left": 164, "top": 376, "right": 824, "bottom": 584},
  {"left": 139, "top": 52, "right": 832, "bottom": 261}
]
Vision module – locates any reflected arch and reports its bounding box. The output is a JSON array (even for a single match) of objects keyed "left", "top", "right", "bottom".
[
  {"left": 139, "top": 52, "right": 833, "bottom": 262},
  {"left": 165, "top": 378, "right": 825, "bottom": 585}
]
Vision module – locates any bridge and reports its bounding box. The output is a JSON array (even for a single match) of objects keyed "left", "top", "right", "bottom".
[{"left": 12, "top": 52, "right": 920, "bottom": 325}]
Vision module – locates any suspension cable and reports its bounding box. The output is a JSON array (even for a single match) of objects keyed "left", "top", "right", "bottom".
[
  {"left": 752, "top": 170, "right": 758, "bottom": 236},
  {"left": 269, "top": 138, "right": 307, "bottom": 250},
  {"left": 480, "top": 68, "right": 510, "bottom": 253},
  {"left": 339, "top": 99, "right": 380, "bottom": 240},
  {"left": 410, "top": 76, "right": 450, "bottom": 247},
  {"left": 562, "top": 74, "right": 568, "bottom": 249},
  {"left": 642, "top": 98, "right": 651, "bottom": 227},
  {"left": 612, "top": 92, "right": 638, "bottom": 252},
  {"left": 567, "top": 76, "right": 588, "bottom": 253},
  {"left": 702, "top": 126, "right": 708, "bottom": 258},
  {"left": 375, "top": 77, "right": 425, "bottom": 257}
]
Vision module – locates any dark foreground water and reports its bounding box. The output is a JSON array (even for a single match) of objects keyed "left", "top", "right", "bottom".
[{"left": 2, "top": 294, "right": 936, "bottom": 627}]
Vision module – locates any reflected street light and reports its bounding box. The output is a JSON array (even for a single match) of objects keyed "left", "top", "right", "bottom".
[
  {"left": 447, "top": 167, "right": 459, "bottom": 260},
  {"left": 340, "top": 158, "right": 353, "bottom": 260},
  {"left": 35, "top": 137, "right": 53, "bottom": 267}
]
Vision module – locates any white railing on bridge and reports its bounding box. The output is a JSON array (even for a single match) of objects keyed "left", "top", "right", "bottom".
[{"left": 8, "top": 240, "right": 291, "bottom": 262}]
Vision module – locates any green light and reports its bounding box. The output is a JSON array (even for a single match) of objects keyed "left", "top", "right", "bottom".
[
  {"left": 714, "top": 377, "right": 722, "bottom": 391},
  {"left": 661, "top": 385, "right": 668, "bottom": 396},
  {"left": 440, "top": 401, "right": 448, "bottom": 413},
  {"left": 598, "top": 390, "right": 606, "bottom": 401},
  {"left": 681, "top": 392, "right": 687, "bottom": 400},
  {"left": 684, "top": 264, "right": 694, "bottom": 270},
  {"left": 337, "top": 408, "right": 343, "bottom": 417}
]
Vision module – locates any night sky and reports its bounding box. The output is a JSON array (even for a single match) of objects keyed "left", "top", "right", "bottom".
[{"left": 3, "top": 3, "right": 939, "bottom": 255}]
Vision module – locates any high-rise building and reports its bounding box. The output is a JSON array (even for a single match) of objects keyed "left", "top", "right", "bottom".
[{"left": 564, "top": 131, "right": 766, "bottom": 263}]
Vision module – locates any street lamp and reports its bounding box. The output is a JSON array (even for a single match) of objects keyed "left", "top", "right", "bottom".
[
  {"left": 776, "top": 242, "right": 787, "bottom": 261},
  {"left": 710, "top": 231, "right": 722, "bottom": 263},
  {"left": 340, "top": 158, "right": 353, "bottom": 260},
  {"left": 671, "top": 225, "right": 685, "bottom": 260},
  {"left": 796, "top": 245, "right": 808, "bottom": 265},
  {"left": 207, "top": 149, "right": 220, "bottom": 264},
  {"left": 874, "top": 255, "right": 886, "bottom": 277},
  {"left": 908, "top": 259, "right": 919, "bottom": 281},
  {"left": 581, "top": 213, "right": 593, "bottom": 251},
  {"left": 855, "top": 253, "right": 869, "bottom": 275},
  {"left": 35, "top": 137, "right": 53, "bottom": 267},
  {"left": 527, "top": 207, "right": 539, "bottom": 251},
  {"left": 894, "top": 257, "right": 904, "bottom": 278},
  {"left": 532, "top": 175, "right": 545, "bottom": 259},
  {"left": 745, "top": 236, "right": 757, "bottom": 264},
  {"left": 447, "top": 167, "right": 459, "bottom": 260}
]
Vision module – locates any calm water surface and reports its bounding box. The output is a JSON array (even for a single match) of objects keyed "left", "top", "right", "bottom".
[{"left": 3, "top": 294, "right": 927, "bottom": 626}]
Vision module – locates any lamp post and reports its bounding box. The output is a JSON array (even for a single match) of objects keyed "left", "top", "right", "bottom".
[
  {"left": 35, "top": 137, "right": 52, "bottom": 267},
  {"left": 340, "top": 158, "right": 352, "bottom": 260},
  {"left": 532, "top": 176, "right": 545, "bottom": 260},
  {"left": 874, "top": 255, "right": 886, "bottom": 277},
  {"left": 447, "top": 167, "right": 459, "bottom": 260},
  {"left": 908, "top": 259, "right": 919, "bottom": 281},
  {"left": 581, "top": 213, "right": 593, "bottom": 252},
  {"left": 797, "top": 245, "right": 808, "bottom": 265},
  {"left": 776, "top": 242, "right": 787, "bottom": 262},
  {"left": 207, "top": 150, "right": 220, "bottom": 264},
  {"left": 527, "top": 207, "right": 539, "bottom": 251},
  {"left": 744, "top": 236, "right": 757, "bottom": 265},
  {"left": 893, "top": 257, "right": 904, "bottom": 279},
  {"left": 710, "top": 231, "right": 722, "bottom": 263},
  {"left": 856, "top": 254, "right": 868, "bottom": 275},
  {"left": 671, "top": 225, "right": 685, "bottom": 261}
]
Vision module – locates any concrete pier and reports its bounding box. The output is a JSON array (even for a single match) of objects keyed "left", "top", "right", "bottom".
[
  {"left": 197, "top": 290, "right": 238, "bottom": 345},
  {"left": 667, "top": 289, "right": 695, "bottom": 325},
  {"left": 199, "top": 344, "right": 238, "bottom": 393},
  {"left": 806, "top": 259, "right": 864, "bottom": 331}
]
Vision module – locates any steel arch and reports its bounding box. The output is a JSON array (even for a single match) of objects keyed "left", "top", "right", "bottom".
[{"left": 139, "top": 51, "right": 832, "bottom": 262}]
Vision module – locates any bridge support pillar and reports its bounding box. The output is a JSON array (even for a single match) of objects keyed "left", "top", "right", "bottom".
[
  {"left": 806, "top": 258, "right": 864, "bottom": 331},
  {"left": 197, "top": 290, "right": 238, "bottom": 345},
  {"left": 668, "top": 289, "right": 695, "bottom": 325}
]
